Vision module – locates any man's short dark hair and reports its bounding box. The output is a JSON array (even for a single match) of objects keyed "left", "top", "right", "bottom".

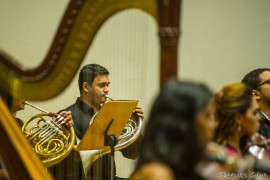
[
  {"left": 241, "top": 68, "right": 270, "bottom": 89},
  {"left": 78, "top": 64, "right": 109, "bottom": 93}
]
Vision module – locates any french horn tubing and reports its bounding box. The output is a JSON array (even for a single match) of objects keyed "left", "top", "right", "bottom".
[
  {"left": 22, "top": 101, "right": 75, "bottom": 167},
  {"left": 88, "top": 95, "right": 143, "bottom": 164}
]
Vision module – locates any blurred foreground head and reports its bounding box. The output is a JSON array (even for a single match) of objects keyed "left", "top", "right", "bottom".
[{"left": 137, "top": 79, "right": 214, "bottom": 179}]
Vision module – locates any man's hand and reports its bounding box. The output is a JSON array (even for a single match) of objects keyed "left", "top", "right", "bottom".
[
  {"left": 59, "top": 110, "right": 74, "bottom": 129},
  {"left": 134, "top": 106, "right": 144, "bottom": 120}
]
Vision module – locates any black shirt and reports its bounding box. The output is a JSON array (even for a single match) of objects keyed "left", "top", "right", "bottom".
[
  {"left": 48, "top": 98, "right": 94, "bottom": 180},
  {"left": 66, "top": 98, "right": 96, "bottom": 140},
  {"left": 258, "top": 110, "right": 270, "bottom": 139}
]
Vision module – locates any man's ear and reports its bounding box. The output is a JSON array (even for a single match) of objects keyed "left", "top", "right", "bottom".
[
  {"left": 252, "top": 89, "right": 260, "bottom": 100},
  {"left": 82, "top": 82, "right": 89, "bottom": 93}
]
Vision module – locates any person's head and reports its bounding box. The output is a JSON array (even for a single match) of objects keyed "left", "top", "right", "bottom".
[
  {"left": 241, "top": 68, "right": 270, "bottom": 89},
  {"left": 214, "top": 83, "right": 260, "bottom": 145},
  {"left": 242, "top": 68, "right": 270, "bottom": 112},
  {"left": 11, "top": 98, "right": 25, "bottom": 114},
  {"left": 0, "top": 86, "right": 25, "bottom": 114},
  {"left": 78, "top": 64, "right": 110, "bottom": 107},
  {"left": 0, "top": 86, "right": 13, "bottom": 110},
  {"left": 136, "top": 79, "right": 215, "bottom": 179}
]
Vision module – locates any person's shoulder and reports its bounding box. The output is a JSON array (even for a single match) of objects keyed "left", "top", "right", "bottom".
[
  {"left": 130, "top": 162, "right": 175, "bottom": 180},
  {"left": 58, "top": 102, "right": 77, "bottom": 113},
  {"left": 65, "top": 103, "right": 76, "bottom": 111},
  {"left": 15, "top": 117, "right": 24, "bottom": 127}
]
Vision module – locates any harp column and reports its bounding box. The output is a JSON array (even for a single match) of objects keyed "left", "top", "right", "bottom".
[{"left": 158, "top": 0, "right": 182, "bottom": 88}]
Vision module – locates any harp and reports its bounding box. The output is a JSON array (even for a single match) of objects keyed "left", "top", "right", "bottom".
[{"left": 0, "top": 0, "right": 181, "bottom": 178}]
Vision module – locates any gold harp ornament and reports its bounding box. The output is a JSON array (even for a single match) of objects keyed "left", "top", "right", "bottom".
[{"left": 22, "top": 101, "right": 75, "bottom": 167}]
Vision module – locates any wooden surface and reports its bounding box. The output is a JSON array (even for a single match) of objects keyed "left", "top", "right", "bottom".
[{"left": 75, "top": 100, "right": 138, "bottom": 151}]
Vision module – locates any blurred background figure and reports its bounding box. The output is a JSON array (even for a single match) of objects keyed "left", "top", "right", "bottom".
[
  {"left": 213, "top": 82, "right": 260, "bottom": 157},
  {"left": 212, "top": 83, "right": 270, "bottom": 179},
  {"left": 130, "top": 79, "right": 216, "bottom": 180},
  {"left": 11, "top": 98, "right": 26, "bottom": 127},
  {"left": 242, "top": 68, "right": 270, "bottom": 139},
  {"left": 11, "top": 98, "right": 26, "bottom": 115}
]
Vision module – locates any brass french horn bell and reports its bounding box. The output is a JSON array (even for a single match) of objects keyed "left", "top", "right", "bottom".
[
  {"left": 87, "top": 95, "right": 143, "bottom": 164},
  {"left": 22, "top": 101, "right": 75, "bottom": 167}
]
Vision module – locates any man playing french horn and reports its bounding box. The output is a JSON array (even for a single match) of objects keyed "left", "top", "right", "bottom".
[
  {"left": 48, "top": 64, "right": 144, "bottom": 180},
  {"left": 0, "top": 87, "right": 75, "bottom": 179}
]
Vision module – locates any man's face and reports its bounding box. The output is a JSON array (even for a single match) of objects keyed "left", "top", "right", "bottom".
[
  {"left": 11, "top": 98, "right": 25, "bottom": 113},
  {"left": 87, "top": 75, "right": 110, "bottom": 107},
  {"left": 256, "top": 71, "right": 270, "bottom": 109}
]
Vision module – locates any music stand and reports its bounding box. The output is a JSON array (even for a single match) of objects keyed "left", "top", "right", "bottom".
[{"left": 74, "top": 100, "right": 138, "bottom": 179}]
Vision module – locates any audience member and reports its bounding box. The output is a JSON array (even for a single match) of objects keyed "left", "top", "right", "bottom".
[
  {"left": 242, "top": 68, "right": 270, "bottom": 138},
  {"left": 213, "top": 82, "right": 260, "bottom": 156},
  {"left": 131, "top": 79, "right": 216, "bottom": 180}
]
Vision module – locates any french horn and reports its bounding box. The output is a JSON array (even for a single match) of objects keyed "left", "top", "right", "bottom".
[
  {"left": 86, "top": 116, "right": 143, "bottom": 165},
  {"left": 107, "top": 96, "right": 143, "bottom": 149},
  {"left": 22, "top": 97, "right": 142, "bottom": 168},
  {"left": 22, "top": 101, "right": 75, "bottom": 167}
]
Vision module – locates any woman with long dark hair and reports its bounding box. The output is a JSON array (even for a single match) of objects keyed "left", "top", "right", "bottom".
[{"left": 131, "top": 79, "right": 216, "bottom": 180}]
